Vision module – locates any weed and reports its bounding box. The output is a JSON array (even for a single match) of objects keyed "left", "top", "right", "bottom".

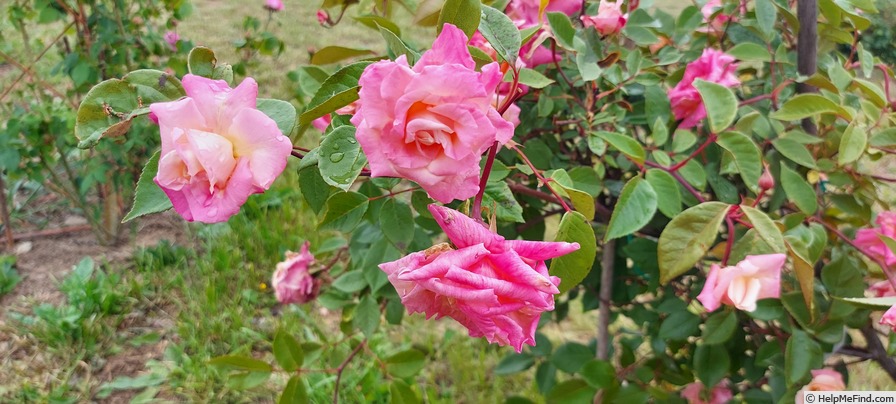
[{"left": 0, "top": 255, "right": 20, "bottom": 297}]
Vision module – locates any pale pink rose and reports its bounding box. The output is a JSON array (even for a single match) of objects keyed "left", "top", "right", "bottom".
[
  {"left": 795, "top": 369, "right": 845, "bottom": 403},
  {"left": 697, "top": 254, "right": 785, "bottom": 312},
  {"left": 700, "top": 0, "right": 735, "bottom": 33},
  {"left": 854, "top": 211, "right": 896, "bottom": 267},
  {"left": 505, "top": 0, "right": 582, "bottom": 67},
  {"left": 379, "top": 204, "right": 580, "bottom": 352},
  {"left": 316, "top": 9, "right": 329, "bottom": 26},
  {"left": 351, "top": 24, "right": 515, "bottom": 203},
  {"left": 150, "top": 74, "right": 292, "bottom": 223},
  {"left": 272, "top": 242, "right": 319, "bottom": 304},
  {"left": 311, "top": 102, "right": 358, "bottom": 133},
  {"left": 668, "top": 48, "right": 740, "bottom": 129},
  {"left": 265, "top": 0, "right": 283, "bottom": 11},
  {"left": 581, "top": 1, "right": 628, "bottom": 36},
  {"left": 163, "top": 31, "right": 179, "bottom": 51},
  {"left": 881, "top": 305, "right": 896, "bottom": 332},
  {"left": 681, "top": 380, "right": 733, "bottom": 404},
  {"left": 869, "top": 280, "right": 896, "bottom": 297}
]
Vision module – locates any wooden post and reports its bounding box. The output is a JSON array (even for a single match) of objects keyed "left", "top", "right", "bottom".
[
  {"left": 0, "top": 171, "right": 14, "bottom": 250},
  {"left": 797, "top": 0, "right": 818, "bottom": 134}
]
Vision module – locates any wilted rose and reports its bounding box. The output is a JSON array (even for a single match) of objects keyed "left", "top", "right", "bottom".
[{"left": 272, "top": 242, "right": 319, "bottom": 304}]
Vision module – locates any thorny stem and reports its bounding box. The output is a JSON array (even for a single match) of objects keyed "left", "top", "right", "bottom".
[{"left": 333, "top": 339, "right": 367, "bottom": 404}]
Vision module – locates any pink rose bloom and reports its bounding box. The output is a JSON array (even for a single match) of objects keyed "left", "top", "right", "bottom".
[
  {"left": 379, "top": 204, "right": 579, "bottom": 352},
  {"left": 311, "top": 101, "right": 358, "bottom": 133},
  {"left": 316, "top": 9, "right": 329, "bottom": 26},
  {"left": 150, "top": 74, "right": 292, "bottom": 223},
  {"left": 668, "top": 48, "right": 739, "bottom": 129},
  {"left": 869, "top": 280, "right": 896, "bottom": 297},
  {"left": 795, "top": 369, "right": 845, "bottom": 403},
  {"left": 700, "top": 0, "right": 735, "bottom": 33},
  {"left": 581, "top": 1, "right": 628, "bottom": 36},
  {"left": 272, "top": 242, "right": 318, "bottom": 304},
  {"left": 505, "top": 0, "right": 582, "bottom": 67},
  {"left": 697, "top": 254, "right": 785, "bottom": 312},
  {"left": 265, "top": 0, "right": 283, "bottom": 11},
  {"left": 163, "top": 31, "right": 179, "bottom": 51},
  {"left": 681, "top": 380, "right": 733, "bottom": 404},
  {"left": 351, "top": 24, "right": 515, "bottom": 203},
  {"left": 854, "top": 211, "right": 896, "bottom": 267},
  {"left": 882, "top": 305, "right": 896, "bottom": 332}
]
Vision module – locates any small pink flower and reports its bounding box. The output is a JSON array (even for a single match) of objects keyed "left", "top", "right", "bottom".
[
  {"left": 881, "top": 305, "right": 896, "bottom": 332},
  {"left": 265, "top": 0, "right": 283, "bottom": 11},
  {"left": 379, "top": 205, "right": 579, "bottom": 352},
  {"left": 150, "top": 74, "right": 292, "bottom": 223},
  {"left": 316, "top": 9, "right": 329, "bottom": 26},
  {"left": 854, "top": 211, "right": 896, "bottom": 267},
  {"left": 505, "top": 0, "right": 582, "bottom": 67},
  {"left": 795, "top": 369, "right": 845, "bottom": 403},
  {"left": 581, "top": 1, "right": 628, "bottom": 36},
  {"left": 681, "top": 380, "right": 733, "bottom": 404},
  {"left": 351, "top": 24, "right": 515, "bottom": 203},
  {"left": 697, "top": 254, "right": 785, "bottom": 312},
  {"left": 312, "top": 101, "right": 358, "bottom": 133},
  {"left": 272, "top": 242, "right": 319, "bottom": 304},
  {"left": 668, "top": 48, "right": 740, "bottom": 129},
  {"left": 700, "top": 0, "right": 735, "bottom": 33},
  {"left": 163, "top": 31, "right": 179, "bottom": 51},
  {"left": 870, "top": 280, "right": 896, "bottom": 297}
]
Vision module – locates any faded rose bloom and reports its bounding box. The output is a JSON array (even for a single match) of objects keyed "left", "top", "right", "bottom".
[
  {"left": 870, "top": 280, "right": 896, "bottom": 297},
  {"left": 163, "top": 31, "right": 179, "bottom": 51},
  {"left": 265, "top": 0, "right": 283, "bottom": 11},
  {"left": 668, "top": 48, "right": 740, "bottom": 129},
  {"left": 697, "top": 254, "right": 786, "bottom": 312},
  {"left": 311, "top": 101, "right": 358, "bottom": 133},
  {"left": 272, "top": 242, "right": 319, "bottom": 304},
  {"left": 795, "top": 369, "right": 846, "bottom": 403},
  {"left": 681, "top": 380, "right": 733, "bottom": 404},
  {"left": 581, "top": 0, "right": 628, "bottom": 36},
  {"left": 379, "top": 205, "right": 579, "bottom": 352},
  {"left": 854, "top": 211, "right": 896, "bottom": 267},
  {"left": 150, "top": 74, "right": 292, "bottom": 223},
  {"left": 351, "top": 24, "right": 514, "bottom": 203}
]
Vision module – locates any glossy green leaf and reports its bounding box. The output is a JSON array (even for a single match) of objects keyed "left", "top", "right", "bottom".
[
  {"left": 188, "top": 47, "right": 217, "bottom": 77},
  {"left": 549, "top": 170, "right": 595, "bottom": 221},
  {"left": 438, "top": 0, "right": 481, "bottom": 38},
  {"left": 646, "top": 169, "right": 681, "bottom": 217},
  {"left": 381, "top": 199, "right": 414, "bottom": 250},
  {"left": 740, "top": 206, "right": 786, "bottom": 253},
  {"left": 780, "top": 164, "right": 817, "bottom": 215},
  {"left": 658, "top": 202, "right": 730, "bottom": 284},
  {"left": 494, "top": 353, "right": 536, "bottom": 375},
  {"left": 702, "top": 310, "right": 738, "bottom": 345},
  {"left": 273, "top": 330, "right": 304, "bottom": 373},
  {"left": 726, "top": 42, "right": 771, "bottom": 62},
  {"left": 659, "top": 310, "right": 701, "bottom": 340},
  {"left": 551, "top": 342, "right": 592, "bottom": 373},
  {"left": 546, "top": 12, "right": 576, "bottom": 49},
  {"left": 772, "top": 138, "right": 817, "bottom": 169},
  {"left": 257, "top": 98, "right": 297, "bottom": 137},
  {"left": 478, "top": 5, "right": 520, "bottom": 64},
  {"left": 483, "top": 181, "right": 526, "bottom": 223},
  {"left": 300, "top": 62, "right": 372, "bottom": 125},
  {"left": 279, "top": 375, "right": 308, "bottom": 404},
  {"left": 379, "top": 25, "right": 420, "bottom": 65},
  {"left": 605, "top": 177, "right": 657, "bottom": 240},
  {"left": 390, "top": 379, "right": 420, "bottom": 404},
  {"left": 311, "top": 46, "right": 374, "bottom": 65},
  {"left": 355, "top": 294, "right": 380, "bottom": 337},
  {"left": 385, "top": 349, "right": 426, "bottom": 378},
  {"left": 593, "top": 131, "right": 646, "bottom": 164},
  {"left": 353, "top": 14, "right": 401, "bottom": 36},
  {"left": 694, "top": 80, "right": 738, "bottom": 133},
  {"left": 546, "top": 379, "right": 596, "bottom": 403},
  {"left": 717, "top": 131, "right": 762, "bottom": 192},
  {"left": 516, "top": 68, "right": 554, "bottom": 88},
  {"left": 694, "top": 344, "right": 730, "bottom": 387},
  {"left": 755, "top": 0, "right": 777, "bottom": 37},
  {"left": 785, "top": 330, "right": 823, "bottom": 386},
  {"left": 581, "top": 360, "right": 615, "bottom": 389},
  {"left": 770, "top": 94, "right": 851, "bottom": 121},
  {"left": 319, "top": 126, "right": 367, "bottom": 190},
  {"left": 122, "top": 151, "right": 172, "bottom": 223},
  {"left": 838, "top": 122, "right": 867, "bottom": 165},
  {"left": 838, "top": 296, "right": 896, "bottom": 310},
  {"left": 550, "top": 211, "right": 597, "bottom": 293},
  {"left": 319, "top": 192, "right": 369, "bottom": 231}
]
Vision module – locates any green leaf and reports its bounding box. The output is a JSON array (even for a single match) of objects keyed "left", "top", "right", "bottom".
[
  {"left": 122, "top": 151, "right": 172, "bottom": 223},
  {"left": 593, "top": 131, "right": 646, "bottom": 164},
  {"left": 319, "top": 192, "right": 369, "bottom": 231},
  {"left": 74, "top": 74, "right": 163, "bottom": 148},
  {"left": 390, "top": 379, "right": 420, "bottom": 404},
  {"left": 549, "top": 170, "right": 595, "bottom": 220},
  {"left": 785, "top": 330, "right": 823, "bottom": 386},
  {"left": 787, "top": 243, "right": 816, "bottom": 320},
  {"left": 379, "top": 25, "right": 420, "bottom": 65},
  {"left": 605, "top": 177, "right": 657, "bottom": 240},
  {"left": 438, "top": 0, "right": 481, "bottom": 38},
  {"left": 702, "top": 310, "right": 738, "bottom": 345},
  {"left": 478, "top": 5, "right": 521, "bottom": 64},
  {"left": 318, "top": 126, "right": 367, "bottom": 190},
  {"left": 837, "top": 296, "right": 896, "bottom": 310},
  {"left": 717, "top": 131, "right": 762, "bottom": 192},
  {"left": 482, "top": 181, "right": 525, "bottom": 223},
  {"left": 355, "top": 294, "right": 380, "bottom": 337},
  {"left": 546, "top": 12, "right": 576, "bottom": 49},
  {"left": 550, "top": 211, "right": 597, "bottom": 293},
  {"left": 279, "top": 375, "right": 308, "bottom": 404},
  {"left": 838, "top": 122, "right": 867, "bottom": 165},
  {"left": 188, "top": 47, "right": 217, "bottom": 77},
  {"left": 658, "top": 202, "right": 730, "bottom": 284},
  {"left": 209, "top": 355, "right": 272, "bottom": 372},
  {"left": 386, "top": 349, "right": 426, "bottom": 378},
  {"left": 546, "top": 379, "right": 596, "bottom": 403},
  {"left": 310, "top": 46, "right": 374, "bottom": 65},
  {"left": 494, "top": 353, "right": 536, "bottom": 375},
  {"left": 772, "top": 138, "right": 817, "bottom": 169},
  {"left": 516, "top": 68, "right": 554, "bottom": 89},
  {"left": 659, "top": 310, "right": 701, "bottom": 340},
  {"left": 694, "top": 80, "right": 738, "bottom": 133},
  {"left": 645, "top": 86, "right": 672, "bottom": 136},
  {"left": 551, "top": 342, "right": 593, "bottom": 373},
  {"left": 755, "top": 0, "right": 777, "bottom": 38},
  {"left": 694, "top": 344, "right": 730, "bottom": 387},
  {"left": 257, "top": 98, "right": 297, "bottom": 137},
  {"left": 740, "top": 206, "right": 786, "bottom": 253},
  {"left": 646, "top": 169, "right": 681, "bottom": 218},
  {"left": 779, "top": 164, "right": 817, "bottom": 215},
  {"left": 581, "top": 360, "right": 615, "bottom": 389},
  {"left": 353, "top": 14, "right": 401, "bottom": 36},
  {"left": 333, "top": 270, "right": 367, "bottom": 293},
  {"left": 273, "top": 330, "right": 304, "bottom": 373},
  {"left": 726, "top": 43, "right": 771, "bottom": 62},
  {"left": 870, "top": 128, "right": 896, "bottom": 147},
  {"left": 770, "top": 94, "right": 851, "bottom": 121},
  {"left": 299, "top": 62, "right": 372, "bottom": 125},
  {"left": 381, "top": 199, "right": 414, "bottom": 250}
]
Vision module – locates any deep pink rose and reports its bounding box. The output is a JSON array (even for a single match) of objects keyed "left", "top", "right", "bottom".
[
  {"left": 265, "top": 0, "right": 283, "bottom": 11},
  {"left": 869, "top": 280, "right": 896, "bottom": 297},
  {"left": 272, "top": 242, "right": 318, "bottom": 304},
  {"left": 379, "top": 205, "right": 579, "bottom": 352},
  {"left": 150, "top": 74, "right": 292, "bottom": 223},
  {"left": 854, "top": 211, "right": 896, "bottom": 267},
  {"left": 700, "top": 0, "right": 735, "bottom": 33},
  {"left": 581, "top": 1, "right": 628, "bottom": 36},
  {"left": 505, "top": 0, "right": 582, "bottom": 67},
  {"left": 697, "top": 254, "right": 785, "bottom": 312},
  {"left": 795, "top": 369, "right": 845, "bottom": 403},
  {"left": 881, "top": 305, "right": 896, "bottom": 332},
  {"left": 163, "top": 31, "right": 179, "bottom": 51},
  {"left": 668, "top": 48, "right": 740, "bottom": 129},
  {"left": 316, "top": 9, "right": 329, "bottom": 25},
  {"left": 681, "top": 380, "right": 733, "bottom": 404},
  {"left": 312, "top": 101, "right": 358, "bottom": 133},
  {"left": 351, "top": 24, "right": 515, "bottom": 203}
]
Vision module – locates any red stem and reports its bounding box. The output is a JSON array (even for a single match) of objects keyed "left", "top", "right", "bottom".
[
  {"left": 510, "top": 145, "right": 572, "bottom": 213},
  {"left": 811, "top": 217, "right": 896, "bottom": 290},
  {"left": 669, "top": 133, "right": 717, "bottom": 172}
]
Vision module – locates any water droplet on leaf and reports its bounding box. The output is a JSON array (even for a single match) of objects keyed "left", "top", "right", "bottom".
[{"left": 329, "top": 152, "right": 344, "bottom": 163}]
